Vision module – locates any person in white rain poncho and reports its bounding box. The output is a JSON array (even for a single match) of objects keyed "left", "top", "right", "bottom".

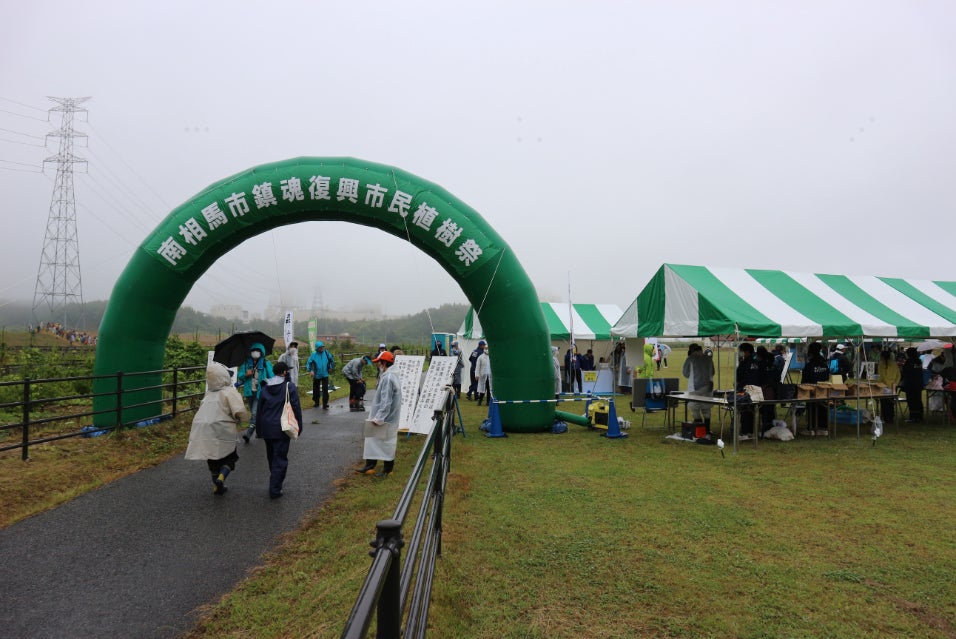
[
  {"left": 476, "top": 347, "right": 492, "bottom": 406},
  {"left": 185, "top": 362, "right": 249, "bottom": 495},
  {"left": 356, "top": 351, "right": 403, "bottom": 478},
  {"left": 551, "top": 346, "right": 561, "bottom": 397},
  {"left": 277, "top": 341, "right": 300, "bottom": 387}
]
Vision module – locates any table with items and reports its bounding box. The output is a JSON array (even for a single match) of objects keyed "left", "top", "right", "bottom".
[{"left": 665, "top": 381, "right": 888, "bottom": 449}]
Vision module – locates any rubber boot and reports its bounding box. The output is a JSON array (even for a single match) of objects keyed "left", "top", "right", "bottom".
[
  {"left": 355, "top": 459, "right": 376, "bottom": 475},
  {"left": 377, "top": 460, "right": 394, "bottom": 477},
  {"left": 476, "top": 393, "right": 484, "bottom": 406},
  {"left": 356, "top": 401, "right": 365, "bottom": 411},
  {"left": 242, "top": 425, "right": 255, "bottom": 443},
  {"left": 213, "top": 466, "right": 231, "bottom": 495}
]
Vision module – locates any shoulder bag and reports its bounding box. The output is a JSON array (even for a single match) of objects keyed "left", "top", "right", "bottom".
[{"left": 280, "top": 383, "right": 299, "bottom": 439}]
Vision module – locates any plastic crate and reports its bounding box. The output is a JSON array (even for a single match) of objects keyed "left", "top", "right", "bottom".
[{"left": 829, "top": 407, "right": 864, "bottom": 425}]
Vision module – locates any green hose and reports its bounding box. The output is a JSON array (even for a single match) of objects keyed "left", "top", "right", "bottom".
[{"left": 554, "top": 409, "right": 591, "bottom": 426}]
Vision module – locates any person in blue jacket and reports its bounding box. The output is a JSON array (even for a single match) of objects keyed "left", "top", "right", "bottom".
[
  {"left": 306, "top": 341, "right": 335, "bottom": 409},
  {"left": 236, "top": 341, "right": 273, "bottom": 443},
  {"left": 255, "top": 362, "right": 303, "bottom": 499}
]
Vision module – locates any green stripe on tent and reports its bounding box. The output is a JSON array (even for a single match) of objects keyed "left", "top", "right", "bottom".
[
  {"left": 540, "top": 304, "right": 570, "bottom": 341},
  {"left": 670, "top": 265, "right": 781, "bottom": 336},
  {"left": 463, "top": 308, "right": 476, "bottom": 338},
  {"left": 747, "top": 269, "right": 861, "bottom": 335},
  {"left": 881, "top": 278, "right": 956, "bottom": 325},
  {"left": 574, "top": 305, "right": 613, "bottom": 339},
  {"left": 636, "top": 265, "right": 666, "bottom": 337},
  {"left": 818, "top": 274, "right": 927, "bottom": 338},
  {"left": 932, "top": 280, "right": 956, "bottom": 300}
]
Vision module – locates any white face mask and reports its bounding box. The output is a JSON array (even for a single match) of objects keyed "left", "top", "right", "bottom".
[
  {"left": 251, "top": 351, "right": 261, "bottom": 360},
  {"left": 289, "top": 347, "right": 297, "bottom": 356}
]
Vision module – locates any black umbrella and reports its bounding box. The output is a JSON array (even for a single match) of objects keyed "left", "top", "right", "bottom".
[{"left": 213, "top": 330, "right": 276, "bottom": 367}]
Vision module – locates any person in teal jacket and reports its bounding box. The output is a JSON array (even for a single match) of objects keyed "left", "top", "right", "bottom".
[
  {"left": 306, "top": 341, "right": 335, "bottom": 409},
  {"left": 237, "top": 342, "right": 274, "bottom": 442}
]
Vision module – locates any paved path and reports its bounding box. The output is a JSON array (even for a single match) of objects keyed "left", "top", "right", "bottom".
[{"left": 0, "top": 397, "right": 366, "bottom": 639}]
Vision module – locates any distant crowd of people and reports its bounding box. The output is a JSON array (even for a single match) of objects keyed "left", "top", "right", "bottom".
[{"left": 28, "top": 322, "right": 97, "bottom": 346}]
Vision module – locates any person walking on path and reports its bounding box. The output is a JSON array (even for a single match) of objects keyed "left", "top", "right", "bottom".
[
  {"left": 343, "top": 355, "right": 372, "bottom": 412},
  {"left": 184, "top": 362, "right": 249, "bottom": 495},
  {"left": 237, "top": 342, "right": 273, "bottom": 443},
  {"left": 356, "top": 351, "right": 403, "bottom": 477},
  {"left": 278, "top": 341, "right": 300, "bottom": 387},
  {"left": 255, "top": 362, "right": 303, "bottom": 499},
  {"left": 306, "top": 341, "right": 335, "bottom": 409}
]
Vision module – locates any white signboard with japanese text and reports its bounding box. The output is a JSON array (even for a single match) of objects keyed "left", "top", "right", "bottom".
[
  {"left": 408, "top": 356, "right": 457, "bottom": 435},
  {"left": 395, "top": 355, "right": 425, "bottom": 432},
  {"left": 283, "top": 311, "right": 294, "bottom": 347}
]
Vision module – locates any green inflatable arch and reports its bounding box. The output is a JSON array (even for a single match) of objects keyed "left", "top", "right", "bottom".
[{"left": 92, "top": 157, "right": 555, "bottom": 432}]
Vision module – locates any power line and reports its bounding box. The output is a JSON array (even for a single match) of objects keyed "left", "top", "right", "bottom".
[
  {"left": 0, "top": 158, "right": 44, "bottom": 168},
  {"left": 0, "top": 107, "right": 49, "bottom": 122},
  {"left": 86, "top": 120, "right": 172, "bottom": 209},
  {"left": 0, "top": 96, "right": 48, "bottom": 112},
  {"left": 82, "top": 145, "right": 167, "bottom": 225},
  {"left": 0, "top": 164, "right": 43, "bottom": 173},
  {"left": 0, "top": 126, "right": 47, "bottom": 139},
  {"left": 0, "top": 136, "right": 46, "bottom": 147}
]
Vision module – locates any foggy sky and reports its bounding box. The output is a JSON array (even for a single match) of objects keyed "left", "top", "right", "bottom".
[{"left": 2, "top": 1, "right": 954, "bottom": 324}]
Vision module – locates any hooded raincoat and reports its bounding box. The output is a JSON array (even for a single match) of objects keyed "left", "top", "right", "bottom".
[
  {"left": 185, "top": 363, "right": 249, "bottom": 461},
  {"left": 237, "top": 342, "right": 274, "bottom": 400}
]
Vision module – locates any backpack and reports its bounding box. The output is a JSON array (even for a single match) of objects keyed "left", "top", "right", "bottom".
[{"left": 828, "top": 358, "right": 840, "bottom": 375}]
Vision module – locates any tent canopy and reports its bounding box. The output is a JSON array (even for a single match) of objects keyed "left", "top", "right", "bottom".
[
  {"left": 460, "top": 303, "right": 623, "bottom": 341},
  {"left": 611, "top": 264, "right": 956, "bottom": 339}
]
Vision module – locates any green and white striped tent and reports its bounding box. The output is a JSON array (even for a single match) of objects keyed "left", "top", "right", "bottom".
[
  {"left": 459, "top": 303, "right": 624, "bottom": 341},
  {"left": 611, "top": 264, "right": 956, "bottom": 339}
]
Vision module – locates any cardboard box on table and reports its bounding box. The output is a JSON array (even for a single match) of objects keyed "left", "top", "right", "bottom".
[
  {"left": 796, "top": 384, "right": 816, "bottom": 400},
  {"left": 814, "top": 382, "right": 848, "bottom": 399},
  {"left": 847, "top": 381, "right": 888, "bottom": 397}
]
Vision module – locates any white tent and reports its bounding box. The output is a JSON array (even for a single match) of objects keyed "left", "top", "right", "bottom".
[{"left": 459, "top": 302, "right": 624, "bottom": 341}]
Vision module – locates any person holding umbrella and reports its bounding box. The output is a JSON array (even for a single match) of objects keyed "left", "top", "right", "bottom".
[{"left": 237, "top": 342, "right": 274, "bottom": 442}]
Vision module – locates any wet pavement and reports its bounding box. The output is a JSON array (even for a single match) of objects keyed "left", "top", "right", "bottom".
[{"left": 0, "top": 397, "right": 365, "bottom": 639}]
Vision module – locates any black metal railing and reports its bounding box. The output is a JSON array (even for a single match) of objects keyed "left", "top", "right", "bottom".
[
  {"left": 0, "top": 365, "right": 206, "bottom": 460},
  {"left": 341, "top": 389, "right": 459, "bottom": 639}
]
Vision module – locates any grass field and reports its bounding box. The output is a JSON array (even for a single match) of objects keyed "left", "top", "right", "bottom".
[{"left": 4, "top": 345, "right": 956, "bottom": 638}]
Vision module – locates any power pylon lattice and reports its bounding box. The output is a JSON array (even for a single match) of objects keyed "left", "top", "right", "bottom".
[{"left": 32, "top": 96, "right": 90, "bottom": 326}]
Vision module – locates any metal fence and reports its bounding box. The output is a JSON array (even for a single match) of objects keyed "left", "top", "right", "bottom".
[
  {"left": 0, "top": 365, "right": 207, "bottom": 460},
  {"left": 341, "top": 389, "right": 459, "bottom": 639}
]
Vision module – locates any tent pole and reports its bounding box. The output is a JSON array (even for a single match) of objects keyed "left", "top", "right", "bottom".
[{"left": 733, "top": 325, "right": 740, "bottom": 454}]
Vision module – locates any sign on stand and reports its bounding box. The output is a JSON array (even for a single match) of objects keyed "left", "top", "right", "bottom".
[
  {"left": 408, "top": 356, "right": 457, "bottom": 435},
  {"left": 395, "top": 355, "right": 425, "bottom": 432}
]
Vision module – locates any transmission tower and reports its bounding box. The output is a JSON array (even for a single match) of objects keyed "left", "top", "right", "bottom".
[{"left": 32, "top": 96, "right": 90, "bottom": 327}]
